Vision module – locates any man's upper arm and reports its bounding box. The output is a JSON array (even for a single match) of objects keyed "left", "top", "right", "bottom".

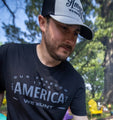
[
  {"left": 0, "top": 44, "right": 7, "bottom": 91},
  {"left": 73, "top": 115, "right": 88, "bottom": 120}
]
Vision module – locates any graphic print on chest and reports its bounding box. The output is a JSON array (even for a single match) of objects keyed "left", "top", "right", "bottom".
[{"left": 10, "top": 74, "right": 69, "bottom": 110}]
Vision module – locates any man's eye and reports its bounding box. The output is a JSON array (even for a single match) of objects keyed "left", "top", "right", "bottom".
[
  {"left": 74, "top": 32, "right": 78, "bottom": 36},
  {"left": 62, "top": 26, "right": 67, "bottom": 30},
  {"left": 74, "top": 31, "right": 80, "bottom": 36}
]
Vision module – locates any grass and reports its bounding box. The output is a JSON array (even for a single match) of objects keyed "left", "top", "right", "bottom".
[
  {"left": 88, "top": 112, "right": 111, "bottom": 120},
  {"left": 0, "top": 104, "right": 7, "bottom": 115}
]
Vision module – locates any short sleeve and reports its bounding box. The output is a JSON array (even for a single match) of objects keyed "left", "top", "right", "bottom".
[
  {"left": 0, "top": 44, "right": 7, "bottom": 91},
  {"left": 70, "top": 79, "right": 87, "bottom": 116}
]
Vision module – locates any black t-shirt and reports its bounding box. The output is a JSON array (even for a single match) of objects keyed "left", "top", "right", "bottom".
[{"left": 0, "top": 43, "right": 86, "bottom": 120}]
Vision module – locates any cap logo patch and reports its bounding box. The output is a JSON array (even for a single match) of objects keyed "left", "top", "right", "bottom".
[{"left": 66, "top": 0, "right": 83, "bottom": 21}]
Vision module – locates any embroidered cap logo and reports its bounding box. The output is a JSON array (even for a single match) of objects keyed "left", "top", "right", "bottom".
[{"left": 66, "top": 0, "right": 84, "bottom": 21}]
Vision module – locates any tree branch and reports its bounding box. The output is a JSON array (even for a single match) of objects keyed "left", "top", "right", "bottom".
[{"left": 2, "top": 0, "right": 15, "bottom": 25}]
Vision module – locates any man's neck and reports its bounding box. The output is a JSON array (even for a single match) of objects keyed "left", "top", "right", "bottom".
[{"left": 36, "top": 44, "right": 61, "bottom": 67}]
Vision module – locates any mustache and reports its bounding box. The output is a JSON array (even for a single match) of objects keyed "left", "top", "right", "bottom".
[{"left": 60, "top": 44, "right": 72, "bottom": 51}]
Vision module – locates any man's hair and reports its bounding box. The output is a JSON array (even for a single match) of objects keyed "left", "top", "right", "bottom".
[{"left": 44, "top": 15, "right": 51, "bottom": 23}]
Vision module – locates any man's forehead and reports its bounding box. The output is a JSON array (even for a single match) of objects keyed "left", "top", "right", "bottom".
[{"left": 51, "top": 17, "right": 81, "bottom": 31}]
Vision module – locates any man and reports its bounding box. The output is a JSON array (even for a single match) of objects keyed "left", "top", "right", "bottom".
[{"left": 0, "top": 0, "right": 93, "bottom": 119}]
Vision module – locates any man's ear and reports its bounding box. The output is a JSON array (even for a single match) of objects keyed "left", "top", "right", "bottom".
[{"left": 38, "top": 15, "right": 46, "bottom": 32}]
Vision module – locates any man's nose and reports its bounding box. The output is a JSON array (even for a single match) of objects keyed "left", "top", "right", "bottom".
[{"left": 65, "top": 33, "right": 76, "bottom": 43}]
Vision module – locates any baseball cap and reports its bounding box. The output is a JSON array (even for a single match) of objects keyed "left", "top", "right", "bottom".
[{"left": 42, "top": 0, "right": 93, "bottom": 40}]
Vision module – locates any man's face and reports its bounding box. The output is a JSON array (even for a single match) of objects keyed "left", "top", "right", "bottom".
[{"left": 41, "top": 16, "right": 80, "bottom": 61}]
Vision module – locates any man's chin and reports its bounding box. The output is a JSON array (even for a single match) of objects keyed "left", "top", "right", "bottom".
[
  {"left": 50, "top": 51, "right": 70, "bottom": 61},
  {"left": 55, "top": 54, "right": 69, "bottom": 61}
]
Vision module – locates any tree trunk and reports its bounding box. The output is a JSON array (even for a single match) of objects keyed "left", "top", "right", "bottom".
[
  {"left": 104, "top": 34, "right": 113, "bottom": 104},
  {"left": 97, "top": 0, "right": 113, "bottom": 104}
]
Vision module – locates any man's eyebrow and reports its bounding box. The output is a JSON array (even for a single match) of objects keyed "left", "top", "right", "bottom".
[
  {"left": 65, "top": 24, "right": 81, "bottom": 32},
  {"left": 53, "top": 18, "right": 81, "bottom": 32},
  {"left": 76, "top": 28, "right": 81, "bottom": 33},
  {"left": 73, "top": 27, "right": 81, "bottom": 33}
]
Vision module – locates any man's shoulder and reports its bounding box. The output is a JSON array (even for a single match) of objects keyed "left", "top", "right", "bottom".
[
  {"left": 63, "top": 60, "right": 83, "bottom": 80},
  {"left": 0, "top": 43, "right": 37, "bottom": 52},
  {"left": 0, "top": 43, "right": 23, "bottom": 51},
  {"left": 63, "top": 61, "right": 79, "bottom": 74},
  {"left": 0, "top": 43, "right": 38, "bottom": 60}
]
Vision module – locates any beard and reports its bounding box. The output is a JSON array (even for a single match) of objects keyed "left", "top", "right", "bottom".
[{"left": 43, "top": 28, "right": 73, "bottom": 61}]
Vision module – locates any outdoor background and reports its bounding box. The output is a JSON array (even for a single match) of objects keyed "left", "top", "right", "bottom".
[{"left": 0, "top": 0, "right": 113, "bottom": 119}]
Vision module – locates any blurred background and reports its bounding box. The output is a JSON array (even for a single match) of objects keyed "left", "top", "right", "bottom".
[{"left": 0, "top": 0, "right": 113, "bottom": 119}]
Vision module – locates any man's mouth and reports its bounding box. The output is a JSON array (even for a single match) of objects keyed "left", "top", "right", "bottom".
[{"left": 60, "top": 44, "right": 72, "bottom": 52}]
